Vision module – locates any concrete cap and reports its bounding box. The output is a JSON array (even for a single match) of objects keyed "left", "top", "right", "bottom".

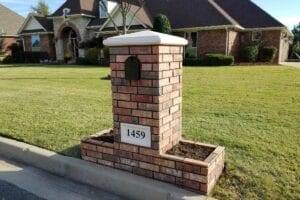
[{"left": 103, "top": 30, "right": 188, "bottom": 47}]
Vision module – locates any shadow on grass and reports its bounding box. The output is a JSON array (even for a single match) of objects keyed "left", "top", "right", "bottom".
[
  {"left": 59, "top": 145, "right": 81, "bottom": 158},
  {"left": 0, "top": 64, "right": 109, "bottom": 69}
]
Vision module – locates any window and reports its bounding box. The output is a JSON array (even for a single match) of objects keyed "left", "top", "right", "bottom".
[
  {"left": 191, "top": 32, "right": 197, "bottom": 47},
  {"left": 252, "top": 31, "right": 262, "bottom": 42},
  {"left": 31, "top": 35, "right": 40, "bottom": 51},
  {"left": 99, "top": 0, "right": 108, "bottom": 19}
]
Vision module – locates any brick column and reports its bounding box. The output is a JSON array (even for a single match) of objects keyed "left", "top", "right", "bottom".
[{"left": 109, "top": 43, "right": 184, "bottom": 154}]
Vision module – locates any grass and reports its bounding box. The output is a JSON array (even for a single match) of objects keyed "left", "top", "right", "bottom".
[{"left": 0, "top": 64, "right": 299, "bottom": 199}]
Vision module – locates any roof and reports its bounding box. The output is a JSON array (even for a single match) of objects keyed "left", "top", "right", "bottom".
[
  {"left": 214, "top": 0, "right": 284, "bottom": 28},
  {"left": 143, "top": 0, "right": 285, "bottom": 29},
  {"left": 50, "top": 0, "right": 286, "bottom": 31},
  {"left": 0, "top": 4, "right": 24, "bottom": 36},
  {"left": 103, "top": 30, "right": 188, "bottom": 46},
  {"left": 51, "top": 0, "right": 99, "bottom": 17},
  {"left": 19, "top": 14, "right": 53, "bottom": 34}
]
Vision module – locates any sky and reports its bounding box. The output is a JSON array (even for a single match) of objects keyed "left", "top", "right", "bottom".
[{"left": 0, "top": 0, "right": 299, "bottom": 29}]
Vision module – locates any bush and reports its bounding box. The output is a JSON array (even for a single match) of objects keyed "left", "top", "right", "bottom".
[
  {"left": 1, "top": 55, "right": 14, "bottom": 64},
  {"left": 240, "top": 45, "right": 259, "bottom": 62},
  {"left": 153, "top": 14, "right": 172, "bottom": 34},
  {"left": 23, "top": 52, "right": 49, "bottom": 63},
  {"left": 203, "top": 54, "right": 234, "bottom": 66},
  {"left": 86, "top": 48, "right": 100, "bottom": 65},
  {"left": 258, "top": 46, "right": 278, "bottom": 63},
  {"left": 183, "top": 58, "right": 204, "bottom": 66}
]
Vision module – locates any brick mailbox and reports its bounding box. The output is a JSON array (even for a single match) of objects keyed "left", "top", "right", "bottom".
[{"left": 81, "top": 31, "right": 225, "bottom": 194}]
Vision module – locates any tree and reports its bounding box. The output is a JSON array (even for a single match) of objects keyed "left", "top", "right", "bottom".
[
  {"left": 101, "top": 0, "right": 146, "bottom": 35},
  {"left": 292, "top": 22, "right": 300, "bottom": 43},
  {"left": 31, "top": 0, "right": 50, "bottom": 16},
  {"left": 153, "top": 14, "right": 172, "bottom": 34}
]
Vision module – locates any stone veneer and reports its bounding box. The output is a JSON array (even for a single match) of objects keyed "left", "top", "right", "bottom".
[{"left": 81, "top": 31, "right": 225, "bottom": 194}]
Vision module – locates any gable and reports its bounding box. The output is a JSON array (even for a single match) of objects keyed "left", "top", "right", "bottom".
[{"left": 23, "top": 17, "right": 44, "bottom": 31}]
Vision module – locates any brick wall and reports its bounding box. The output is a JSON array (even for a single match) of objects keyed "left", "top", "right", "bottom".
[
  {"left": 197, "top": 29, "right": 227, "bottom": 57},
  {"left": 110, "top": 45, "right": 183, "bottom": 153},
  {"left": 0, "top": 36, "right": 17, "bottom": 55},
  {"left": 22, "top": 34, "right": 56, "bottom": 59}
]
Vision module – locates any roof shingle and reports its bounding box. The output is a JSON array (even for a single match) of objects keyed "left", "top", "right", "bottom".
[{"left": 0, "top": 4, "right": 24, "bottom": 36}]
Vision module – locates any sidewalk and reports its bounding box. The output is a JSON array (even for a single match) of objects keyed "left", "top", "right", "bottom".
[{"left": 0, "top": 156, "right": 123, "bottom": 200}]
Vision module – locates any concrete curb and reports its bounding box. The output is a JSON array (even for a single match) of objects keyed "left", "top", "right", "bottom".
[{"left": 0, "top": 136, "right": 213, "bottom": 200}]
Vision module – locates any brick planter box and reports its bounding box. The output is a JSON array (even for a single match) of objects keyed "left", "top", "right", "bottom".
[{"left": 81, "top": 130, "right": 224, "bottom": 194}]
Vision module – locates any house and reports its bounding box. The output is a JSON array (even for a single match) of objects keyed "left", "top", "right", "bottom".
[
  {"left": 18, "top": 0, "right": 292, "bottom": 64},
  {"left": 0, "top": 4, "right": 24, "bottom": 55}
]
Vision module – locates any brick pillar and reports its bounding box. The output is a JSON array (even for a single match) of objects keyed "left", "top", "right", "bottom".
[{"left": 105, "top": 31, "right": 187, "bottom": 154}]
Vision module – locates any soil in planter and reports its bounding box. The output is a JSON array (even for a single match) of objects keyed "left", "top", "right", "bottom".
[
  {"left": 92, "top": 130, "right": 114, "bottom": 143},
  {"left": 167, "top": 141, "right": 215, "bottom": 161}
]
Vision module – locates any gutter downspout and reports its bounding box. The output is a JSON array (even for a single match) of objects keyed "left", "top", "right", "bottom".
[{"left": 225, "top": 27, "right": 229, "bottom": 56}]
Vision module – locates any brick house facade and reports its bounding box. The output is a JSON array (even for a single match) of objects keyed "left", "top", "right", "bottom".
[
  {"left": 18, "top": 0, "right": 292, "bottom": 64},
  {"left": 0, "top": 4, "right": 24, "bottom": 55}
]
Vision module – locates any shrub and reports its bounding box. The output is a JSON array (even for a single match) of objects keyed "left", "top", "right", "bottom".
[
  {"left": 203, "top": 54, "right": 234, "bottom": 66},
  {"left": 86, "top": 48, "right": 100, "bottom": 65},
  {"left": 79, "top": 37, "right": 103, "bottom": 49},
  {"left": 153, "top": 14, "right": 172, "bottom": 34},
  {"left": 183, "top": 58, "right": 204, "bottom": 66},
  {"left": 240, "top": 45, "right": 259, "bottom": 62},
  {"left": 23, "top": 52, "right": 49, "bottom": 63},
  {"left": 1, "top": 55, "right": 14, "bottom": 64},
  {"left": 258, "top": 46, "right": 278, "bottom": 63}
]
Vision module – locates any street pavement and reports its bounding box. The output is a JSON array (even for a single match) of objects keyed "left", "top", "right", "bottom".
[{"left": 0, "top": 156, "right": 124, "bottom": 200}]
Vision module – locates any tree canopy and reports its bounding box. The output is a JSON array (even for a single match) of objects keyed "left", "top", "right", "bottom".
[
  {"left": 292, "top": 22, "right": 300, "bottom": 43},
  {"left": 153, "top": 14, "right": 172, "bottom": 34},
  {"left": 31, "top": 0, "right": 50, "bottom": 16}
]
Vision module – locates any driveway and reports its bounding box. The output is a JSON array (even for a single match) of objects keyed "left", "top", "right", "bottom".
[
  {"left": 281, "top": 62, "right": 300, "bottom": 68},
  {"left": 0, "top": 156, "right": 123, "bottom": 200}
]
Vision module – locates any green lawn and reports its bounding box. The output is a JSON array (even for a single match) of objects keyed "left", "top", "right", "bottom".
[{"left": 0, "top": 64, "right": 299, "bottom": 199}]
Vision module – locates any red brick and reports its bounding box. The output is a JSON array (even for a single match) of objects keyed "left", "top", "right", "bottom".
[
  {"left": 115, "top": 163, "right": 133, "bottom": 172},
  {"left": 114, "top": 108, "right": 132, "bottom": 115},
  {"left": 130, "top": 46, "right": 152, "bottom": 54},
  {"left": 139, "top": 118, "right": 160, "bottom": 127},
  {"left": 141, "top": 64, "right": 152, "bottom": 71},
  {"left": 139, "top": 147, "right": 160, "bottom": 157},
  {"left": 138, "top": 55, "right": 159, "bottom": 63},
  {"left": 176, "top": 162, "right": 201, "bottom": 174},
  {"left": 113, "top": 93, "right": 131, "bottom": 101},
  {"left": 160, "top": 167, "right": 182, "bottom": 177},
  {"left": 131, "top": 95, "right": 152, "bottom": 103},
  {"left": 119, "top": 115, "right": 136, "bottom": 123},
  {"left": 162, "top": 70, "right": 173, "bottom": 78},
  {"left": 120, "top": 143, "right": 139, "bottom": 153},
  {"left": 173, "top": 54, "right": 183, "bottom": 61},
  {"left": 114, "top": 150, "right": 133, "bottom": 159},
  {"left": 153, "top": 158, "right": 175, "bottom": 168},
  {"left": 138, "top": 103, "right": 159, "bottom": 111},
  {"left": 139, "top": 162, "right": 159, "bottom": 172},
  {"left": 132, "top": 110, "right": 152, "bottom": 118},
  {"left": 102, "top": 153, "right": 117, "bottom": 162},
  {"left": 154, "top": 172, "right": 176, "bottom": 183},
  {"left": 118, "top": 86, "right": 137, "bottom": 94},
  {"left": 97, "top": 159, "right": 114, "bottom": 167},
  {"left": 162, "top": 54, "right": 173, "bottom": 62},
  {"left": 183, "top": 179, "right": 200, "bottom": 190},
  {"left": 110, "top": 47, "right": 129, "bottom": 55},
  {"left": 133, "top": 167, "right": 153, "bottom": 178},
  {"left": 116, "top": 55, "right": 130, "bottom": 62},
  {"left": 183, "top": 172, "right": 207, "bottom": 183},
  {"left": 120, "top": 158, "right": 138, "bottom": 167},
  {"left": 81, "top": 143, "right": 96, "bottom": 151},
  {"left": 118, "top": 101, "right": 137, "bottom": 109},
  {"left": 132, "top": 153, "right": 153, "bottom": 163}
]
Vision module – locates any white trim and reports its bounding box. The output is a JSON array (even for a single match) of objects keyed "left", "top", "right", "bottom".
[
  {"left": 103, "top": 30, "right": 188, "bottom": 46},
  {"left": 173, "top": 25, "right": 244, "bottom": 32},
  {"left": 19, "top": 32, "right": 54, "bottom": 36},
  {"left": 48, "top": 14, "right": 95, "bottom": 19}
]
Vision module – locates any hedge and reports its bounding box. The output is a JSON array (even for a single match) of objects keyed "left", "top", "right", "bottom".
[
  {"left": 258, "top": 47, "right": 278, "bottom": 63},
  {"left": 184, "top": 54, "right": 234, "bottom": 66},
  {"left": 203, "top": 54, "right": 234, "bottom": 66},
  {"left": 240, "top": 45, "right": 259, "bottom": 62}
]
